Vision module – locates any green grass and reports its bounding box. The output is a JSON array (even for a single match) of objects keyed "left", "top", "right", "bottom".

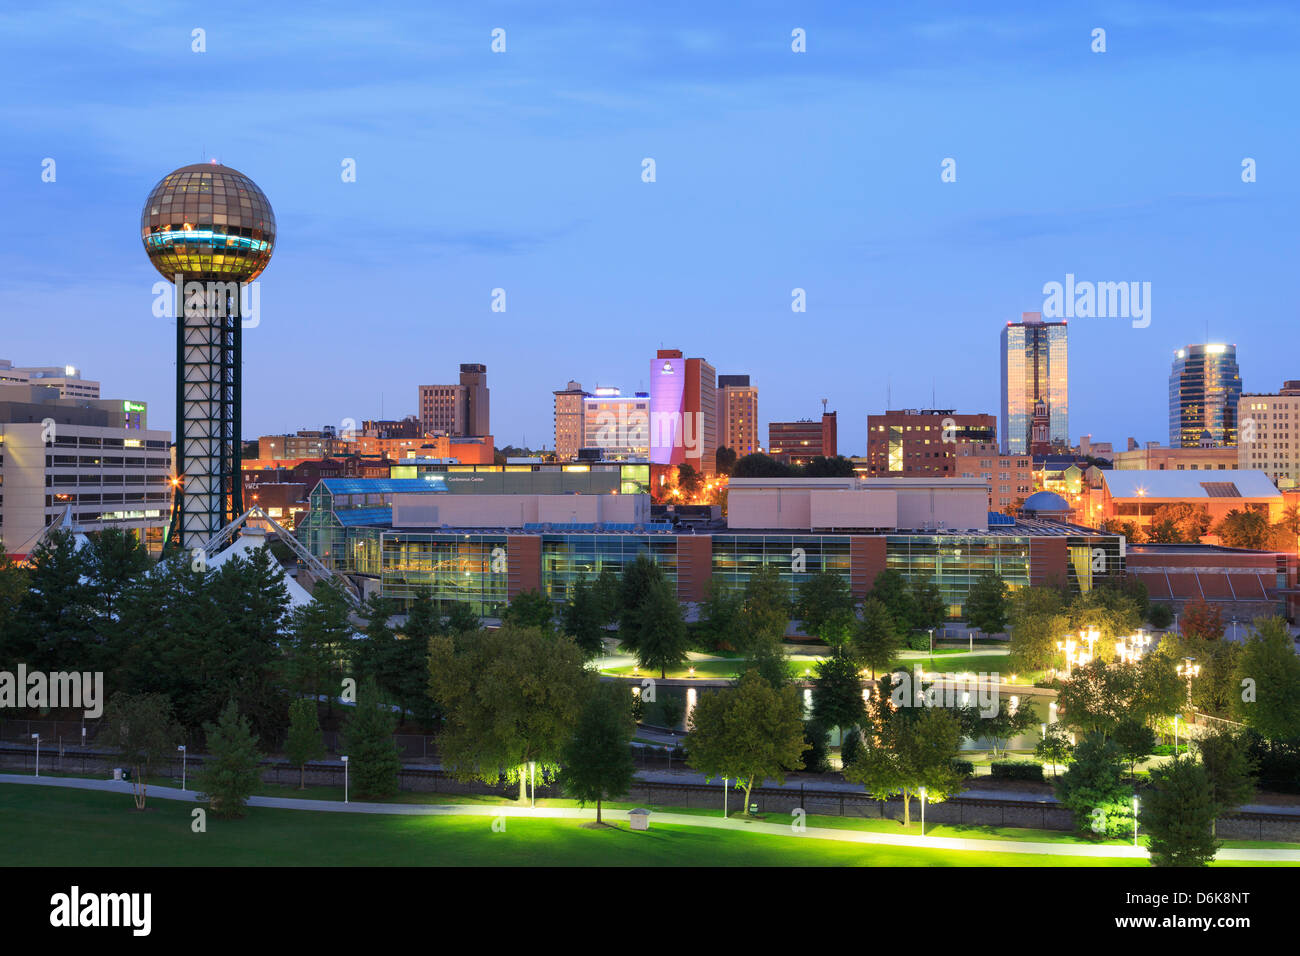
[
  {"left": 603, "top": 660, "right": 742, "bottom": 679},
  {"left": 0, "top": 783, "right": 1156, "bottom": 867}
]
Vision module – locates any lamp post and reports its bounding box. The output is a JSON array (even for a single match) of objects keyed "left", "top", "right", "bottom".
[
  {"left": 1173, "top": 714, "right": 1179, "bottom": 755},
  {"left": 928, "top": 628, "right": 934, "bottom": 654},
  {"left": 32, "top": 733, "right": 40, "bottom": 777},
  {"left": 722, "top": 777, "right": 728, "bottom": 818},
  {"left": 1177, "top": 657, "right": 1200, "bottom": 710},
  {"left": 919, "top": 786, "right": 927, "bottom": 837},
  {"left": 1132, "top": 795, "right": 1140, "bottom": 848},
  {"left": 178, "top": 745, "right": 187, "bottom": 791},
  {"left": 341, "top": 755, "right": 349, "bottom": 803}
]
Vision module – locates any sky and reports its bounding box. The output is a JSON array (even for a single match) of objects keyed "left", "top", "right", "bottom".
[{"left": 1, "top": 1, "right": 1297, "bottom": 455}]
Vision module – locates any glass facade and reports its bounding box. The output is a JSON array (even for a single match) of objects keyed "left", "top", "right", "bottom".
[
  {"left": 1000, "top": 320, "right": 1068, "bottom": 454},
  {"left": 712, "top": 535, "right": 851, "bottom": 602},
  {"left": 1169, "top": 344, "right": 1241, "bottom": 447},
  {"left": 380, "top": 532, "right": 508, "bottom": 615},
  {"left": 541, "top": 534, "right": 678, "bottom": 600},
  {"left": 887, "top": 535, "right": 1030, "bottom": 616}
]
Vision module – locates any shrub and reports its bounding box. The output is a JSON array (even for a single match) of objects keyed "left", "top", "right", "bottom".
[
  {"left": 950, "top": 759, "right": 975, "bottom": 777},
  {"left": 990, "top": 760, "right": 1044, "bottom": 782}
]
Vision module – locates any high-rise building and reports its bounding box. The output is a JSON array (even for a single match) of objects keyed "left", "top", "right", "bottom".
[
  {"left": 649, "top": 349, "right": 717, "bottom": 475},
  {"left": 1000, "top": 312, "right": 1068, "bottom": 455},
  {"left": 1, "top": 384, "right": 172, "bottom": 557},
  {"left": 1238, "top": 381, "right": 1300, "bottom": 489},
  {"left": 141, "top": 162, "right": 276, "bottom": 549},
  {"left": 717, "top": 374, "right": 759, "bottom": 457},
  {"left": 582, "top": 388, "right": 649, "bottom": 460},
  {"left": 0, "top": 360, "right": 100, "bottom": 400},
  {"left": 418, "top": 363, "right": 490, "bottom": 438},
  {"left": 768, "top": 412, "right": 837, "bottom": 465},
  {"left": 552, "top": 380, "right": 587, "bottom": 460},
  {"left": 865, "top": 409, "right": 996, "bottom": 476},
  {"left": 1169, "top": 343, "right": 1241, "bottom": 448}
]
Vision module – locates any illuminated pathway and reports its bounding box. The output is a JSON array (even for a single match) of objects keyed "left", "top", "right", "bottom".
[{"left": 4, "top": 775, "right": 1296, "bottom": 863}]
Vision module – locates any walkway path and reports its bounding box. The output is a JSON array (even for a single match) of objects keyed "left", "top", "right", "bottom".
[{"left": 4, "top": 774, "right": 1296, "bottom": 863}]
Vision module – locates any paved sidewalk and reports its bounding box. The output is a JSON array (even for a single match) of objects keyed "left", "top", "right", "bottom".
[{"left": 5, "top": 774, "right": 1298, "bottom": 863}]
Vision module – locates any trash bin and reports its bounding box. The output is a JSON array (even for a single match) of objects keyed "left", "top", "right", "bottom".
[
  {"left": 122, "top": 768, "right": 131, "bottom": 781},
  {"left": 628, "top": 808, "right": 651, "bottom": 831},
  {"left": 748, "top": 802, "right": 759, "bottom": 815}
]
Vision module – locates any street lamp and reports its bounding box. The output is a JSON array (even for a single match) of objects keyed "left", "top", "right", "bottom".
[
  {"left": 1132, "top": 795, "right": 1140, "bottom": 848},
  {"left": 1177, "top": 657, "right": 1200, "bottom": 709},
  {"left": 1173, "top": 714, "right": 1180, "bottom": 755},
  {"left": 341, "top": 755, "right": 349, "bottom": 803},
  {"left": 722, "top": 776, "right": 728, "bottom": 818},
  {"left": 32, "top": 733, "right": 40, "bottom": 777},
  {"left": 178, "top": 745, "right": 187, "bottom": 791},
  {"left": 928, "top": 628, "right": 934, "bottom": 654},
  {"left": 919, "top": 786, "right": 927, "bottom": 836}
]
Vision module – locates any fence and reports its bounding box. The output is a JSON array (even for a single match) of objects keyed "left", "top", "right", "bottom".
[{"left": 5, "top": 744, "right": 1298, "bottom": 841}]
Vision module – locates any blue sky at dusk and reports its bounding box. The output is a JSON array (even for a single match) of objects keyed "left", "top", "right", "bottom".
[{"left": 2, "top": 1, "right": 1297, "bottom": 452}]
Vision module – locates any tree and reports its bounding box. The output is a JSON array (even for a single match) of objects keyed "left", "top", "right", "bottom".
[
  {"left": 978, "top": 695, "right": 1040, "bottom": 757},
  {"left": 285, "top": 577, "right": 354, "bottom": 712},
  {"left": 795, "top": 571, "right": 853, "bottom": 642},
  {"left": 561, "top": 683, "right": 637, "bottom": 824},
  {"left": 964, "top": 572, "right": 1008, "bottom": 637},
  {"left": 13, "top": 529, "right": 95, "bottom": 671},
  {"left": 801, "top": 720, "right": 831, "bottom": 773},
  {"left": 866, "top": 568, "right": 917, "bottom": 639},
  {"left": 195, "top": 699, "right": 263, "bottom": 818},
  {"left": 1213, "top": 509, "right": 1271, "bottom": 550},
  {"left": 685, "top": 670, "right": 809, "bottom": 816},
  {"left": 698, "top": 579, "right": 744, "bottom": 652},
  {"left": 1195, "top": 727, "right": 1256, "bottom": 838},
  {"left": 285, "top": 697, "right": 326, "bottom": 790},
  {"left": 100, "top": 692, "right": 183, "bottom": 810},
  {"left": 1147, "top": 602, "right": 1174, "bottom": 631},
  {"left": 429, "top": 626, "right": 590, "bottom": 802},
  {"left": 502, "top": 588, "right": 555, "bottom": 635},
  {"left": 714, "top": 446, "right": 738, "bottom": 476},
  {"left": 910, "top": 575, "right": 947, "bottom": 634},
  {"left": 1181, "top": 599, "right": 1224, "bottom": 641},
  {"left": 1146, "top": 502, "right": 1211, "bottom": 544},
  {"left": 1035, "top": 723, "right": 1074, "bottom": 777},
  {"left": 843, "top": 706, "right": 963, "bottom": 828},
  {"left": 1007, "top": 584, "right": 1067, "bottom": 673},
  {"left": 811, "top": 653, "right": 865, "bottom": 736},
  {"left": 1056, "top": 657, "right": 1180, "bottom": 740},
  {"left": 631, "top": 576, "right": 689, "bottom": 678},
  {"left": 1054, "top": 732, "right": 1132, "bottom": 838},
  {"left": 617, "top": 552, "right": 665, "bottom": 655},
  {"left": 1112, "top": 718, "right": 1156, "bottom": 779},
  {"left": 738, "top": 564, "right": 791, "bottom": 650},
  {"left": 676, "top": 463, "right": 703, "bottom": 497},
  {"left": 801, "top": 455, "right": 856, "bottom": 478},
  {"left": 1235, "top": 617, "right": 1300, "bottom": 741},
  {"left": 443, "top": 601, "right": 482, "bottom": 637},
  {"left": 731, "top": 452, "right": 798, "bottom": 479},
  {"left": 562, "top": 575, "right": 609, "bottom": 658},
  {"left": 1141, "top": 757, "right": 1219, "bottom": 866},
  {"left": 850, "top": 598, "right": 901, "bottom": 678},
  {"left": 342, "top": 680, "right": 402, "bottom": 799}
]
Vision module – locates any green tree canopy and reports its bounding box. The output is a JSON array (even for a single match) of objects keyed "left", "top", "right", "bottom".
[
  {"left": 195, "top": 699, "right": 263, "bottom": 818},
  {"left": 1235, "top": 617, "right": 1300, "bottom": 741},
  {"left": 285, "top": 697, "right": 326, "bottom": 790},
  {"left": 685, "top": 669, "right": 809, "bottom": 815},
  {"left": 100, "top": 691, "right": 183, "bottom": 810},
  {"left": 1141, "top": 757, "right": 1219, "bottom": 866},
  {"left": 843, "top": 706, "right": 963, "bottom": 828},
  {"left": 560, "top": 682, "right": 637, "bottom": 824},
  {"left": 342, "top": 680, "right": 402, "bottom": 799}
]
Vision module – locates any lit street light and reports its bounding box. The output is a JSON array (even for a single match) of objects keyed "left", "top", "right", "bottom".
[
  {"left": 341, "top": 755, "right": 349, "bottom": 803},
  {"left": 178, "top": 745, "right": 187, "bottom": 791},
  {"left": 919, "top": 786, "right": 927, "bottom": 837},
  {"left": 32, "top": 733, "right": 40, "bottom": 777},
  {"left": 1177, "top": 657, "right": 1201, "bottom": 710}
]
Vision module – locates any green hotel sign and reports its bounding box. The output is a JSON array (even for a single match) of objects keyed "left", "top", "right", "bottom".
[{"left": 123, "top": 401, "right": 146, "bottom": 413}]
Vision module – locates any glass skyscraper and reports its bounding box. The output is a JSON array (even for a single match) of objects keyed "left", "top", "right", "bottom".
[
  {"left": 1000, "top": 313, "right": 1068, "bottom": 454},
  {"left": 1169, "top": 343, "right": 1241, "bottom": 447}
]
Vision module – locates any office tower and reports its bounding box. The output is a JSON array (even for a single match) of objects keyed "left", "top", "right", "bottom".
[
  {"left": 459, "top": 363, "right": 490, "bottom": 437},
  {"left": 419, "top": 363, "right": 490, "bottom": 438},
  {"left": 0, "top": 360, "right": 100, "bottom": 400},
  {"left": 649, "top": 349, "right": 717, "bottom": 475},
  {"left": 0, "top": 383, "right": 172, "bottom": 556},
  {"left": 582, "top": 387, "right": 650, "bottom": 459},
  {"left": 768, "top": 411, "right": 837, "bottom": 465},
  {"left": 1000, "top": 312, "right": 1068, "bottom": 455},
  {"left": 865, "top": 409, "right": 996, "bottom": 476},
  {"left": 717, "top": 374, "right": 759, "bottom": 457},
  {"left": 1238, "top": 380, "right": 1300, "bottom": 488},
  {"left": 141, "top": 162, "right": 276, "bottom": 549},
  {"left": 552, "top": 380, "right": 587, "bottom": 460},
  {"left": 1169, "top": 343, "right": 1241, "bottom": 448}
]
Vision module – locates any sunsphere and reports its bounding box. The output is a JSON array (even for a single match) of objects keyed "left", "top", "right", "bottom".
[{"left": 140, "top": 162, "right": 275, "bottom": 281}]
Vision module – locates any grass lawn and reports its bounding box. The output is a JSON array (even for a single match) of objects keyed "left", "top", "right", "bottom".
[
  {"left": 603, "top": 660, "right": 742, "bottom": 679},
  {"left": 0, "top": 783, "right": 1156, "bottom": 867}
]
